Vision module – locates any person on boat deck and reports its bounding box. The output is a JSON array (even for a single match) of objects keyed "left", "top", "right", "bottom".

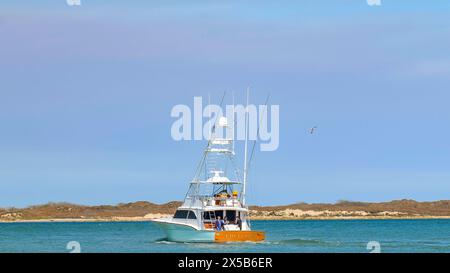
[
  {"left": 215, "top": 216, "right": 225, "bottom": 231},
  {"left": 235, "top": 216, "right": 242, "bottom": 230}
]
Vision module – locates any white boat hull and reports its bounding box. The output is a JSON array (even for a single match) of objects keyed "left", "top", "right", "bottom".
[
  {"left": 152, "top": 221, "right": 215, "bottom": 242},
  {"left": 151, "top": 219, "right": 265, "bottom": 243}
]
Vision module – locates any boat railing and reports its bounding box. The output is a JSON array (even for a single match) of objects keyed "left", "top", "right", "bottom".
[{"left": 198, "top": 195, "right": 241, "bottom": 208}]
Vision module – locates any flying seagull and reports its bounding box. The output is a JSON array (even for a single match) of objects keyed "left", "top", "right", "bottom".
[{"left": 310, "top": 126, "right": 317, "bottom": 134}]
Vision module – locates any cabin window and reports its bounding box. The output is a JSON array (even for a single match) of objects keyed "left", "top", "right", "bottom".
[
  {"left": 203, "top": 212, "right": 211, "bottom": 220},
  {"left": 187, "top": 211, "right": 197, "bottom": 219},
  {"left": 173, "top": 210, "right": 188, "bottom": 219},
  {"left": 214, "top": 210, "right": 224, "bottom": 219},
  {"left": 174, "top": 210, "right": 197, "bottom": 219},
  {"left": 225, "top": 210, "right": 236, "bottom": 222}
]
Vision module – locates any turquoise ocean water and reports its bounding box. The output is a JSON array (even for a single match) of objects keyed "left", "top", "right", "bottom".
[{"left": 0, "top": 219, "right": 449, "bottom": 253}]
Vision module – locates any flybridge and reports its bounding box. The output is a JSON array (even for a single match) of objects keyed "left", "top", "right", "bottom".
[{"left": 170, "top": 96, "right": 279, "bottom": 152}]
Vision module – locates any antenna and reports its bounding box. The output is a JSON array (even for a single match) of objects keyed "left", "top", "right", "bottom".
[
  {"left": 242, "top": 87, "right": 250, "bottom": 206},
  {"left": 208, "top": 93, "right": 211, "bottom": 140},
  {"left": 191, "top": 92, "right": 227, "bottom": 181}
]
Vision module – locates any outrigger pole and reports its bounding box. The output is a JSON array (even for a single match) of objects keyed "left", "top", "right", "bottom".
[
  {"left": 242, "top": 92, "right": 271, "bottom": 207},
  {"left": 248, "top": 93, "right": 271, "bottom": 175},
  {"left": 242, "top": 88, "right": 250, "bottom": 206}
]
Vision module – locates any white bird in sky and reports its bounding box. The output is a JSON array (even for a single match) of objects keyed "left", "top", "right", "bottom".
[{"left": 310, "top": 126, "right": 317, "bottom": 134}]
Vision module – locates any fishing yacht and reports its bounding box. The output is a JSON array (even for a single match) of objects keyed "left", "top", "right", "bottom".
[{"left": 151, "top": 102, "right": 265, "bottom": 242}]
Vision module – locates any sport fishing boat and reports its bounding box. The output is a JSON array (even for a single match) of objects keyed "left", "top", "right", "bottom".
[{"left": 151, "top": 97, "right": 265, "bottom": 243}]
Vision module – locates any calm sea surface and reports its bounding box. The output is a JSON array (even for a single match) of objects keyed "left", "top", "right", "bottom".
[{"left": 0, "top": 219, "right": 449, "bottom": 253}]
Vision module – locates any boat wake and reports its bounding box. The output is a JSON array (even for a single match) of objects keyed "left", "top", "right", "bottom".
[
  {"left": 153, "top": 237, "right": 177, "bottom": 244},
  {"left": 268, "top": 238, "right": 341, "bottom": 247},
  {"left": 153, "top": 236, "right": 339, "bottom": 247}
]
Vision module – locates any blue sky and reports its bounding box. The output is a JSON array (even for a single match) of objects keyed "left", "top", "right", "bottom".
[{"left": 1, "top": 1, "right": 450, "bottom": 207}]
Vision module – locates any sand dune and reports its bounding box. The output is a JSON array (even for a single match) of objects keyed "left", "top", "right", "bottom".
[{"left": 1, "top": 199, "right": 449, "bottom": 222}]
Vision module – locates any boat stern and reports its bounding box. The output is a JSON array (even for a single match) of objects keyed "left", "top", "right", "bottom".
[{"left": 215, "top": 231, "right": 265, "bottom": 242}]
